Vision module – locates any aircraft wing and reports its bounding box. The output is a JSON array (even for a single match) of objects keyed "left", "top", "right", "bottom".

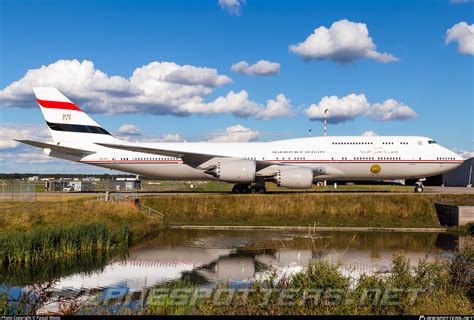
[
  {"left": 96, "top": 142, "right": 275, "bottom": 171},
  {"left": 16, "top": 140, "right": 96, "bottom": 157}
]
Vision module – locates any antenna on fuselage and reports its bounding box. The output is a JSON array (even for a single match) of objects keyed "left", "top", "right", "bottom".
[{"left": 308, "top": 128, "right": 312, "bottom": 137}]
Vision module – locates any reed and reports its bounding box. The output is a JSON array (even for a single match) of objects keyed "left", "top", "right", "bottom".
[{"left": 0, "top": 223, "right": 125, "bottom": 266}]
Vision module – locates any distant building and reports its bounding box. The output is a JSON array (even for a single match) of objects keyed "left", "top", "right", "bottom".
[
  {"left": 45, "top": 180, "right": 95, "bottom": 192},
  {"left": 68, "top": 181, "right": 94, "bottom": 191},
  {"left": 108, "top": 178, "right": 141, "bottom": 191},
  {"left": 83, "top": 176, "right": 101, "bottom": 182},
  {"left": 28, "top": 176, "right": 39, "bottom": 182},
  {"left": 443, "top": 157, "right": 473, "bottom": 187}
]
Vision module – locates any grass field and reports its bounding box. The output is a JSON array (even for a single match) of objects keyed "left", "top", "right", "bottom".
[
  {"left": 0, "top": 198, "right": 163, "bottom": 244},
  {"left": 1, "top": 191, "right": 472, "bottom": 233},
  {"left": 141, "top": 193, "right": 474, "bottom": 228}
]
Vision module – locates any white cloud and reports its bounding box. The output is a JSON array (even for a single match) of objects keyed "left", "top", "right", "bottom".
[
  {"left": 304, "top": 93, "right": 416, "bottom": 123},
  {"left": 460, "top": 151, "right": 474, "bottom": 159},
  {"left": 115, "top": 123, "right": 184, "bottom": 142},
  {"left": 369, "top": 99, "right": 417, "bottom": 121},
  {"left": 209, "top": 125, "right": 260, "bottom": 142},
  {"left": 218, "top": 0, "right": 245, "bottom": 15},
  {"left": 117, "top": 124, "right": 141, "bottom": 135},
  {"left": 157, "top": 133, "right": 184, "bottom": 142},
  {"left": 446, "top": 22, "right": 474, "bottom": 55},
  {"left": 452, "top": 148, "right": 474, "bottom": 159},
  {"left": 189, "top": 91, "right": 293, "bottom": 119},
  {"left": 450, "top": 0, "right": 472, "bottom": 4},
  {"left": 231, "top": 60, "right": 280, "bottom": 76},
  {"left": 0, "top": 124, "right": 50, "bottom": 149},
  {"left": 0, "top": 150, "right": 57, "bottom": 164},
  {"left": 289, "top": 19, "right": 398, "bottom": 63},
  {"left": 0, "top": 59, "right": 291, "bottom": 119},
  {"left": 361, "top": 131, "right": 377, "bottom": 137},
  {"left": 304, "top": 93, "right": 370, "bottom": 123}
]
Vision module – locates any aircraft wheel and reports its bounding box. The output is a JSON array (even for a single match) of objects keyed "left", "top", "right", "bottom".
[
  {"left": 232, "top": 185, "right": 240, "bottom": 194},
  {"left": 250, "top": 186, "right": 257, "bottom": 194},
  {"left": 414, "top": 186, "right": 424, "bottom": 193},
  {"left": 257, "top": 187, "right": 266, "bottom": 194}
]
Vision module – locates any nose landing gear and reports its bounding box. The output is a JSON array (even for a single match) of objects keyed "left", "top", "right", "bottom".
[{"left": 414, "top": 179, "right": 425, "bottom": 193}]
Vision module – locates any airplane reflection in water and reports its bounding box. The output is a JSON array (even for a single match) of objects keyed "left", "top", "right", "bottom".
[{"left": 52, "top": 230, "right": 470, "bottom": 292}]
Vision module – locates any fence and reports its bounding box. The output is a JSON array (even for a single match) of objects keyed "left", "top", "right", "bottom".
[
  {"left": 141, "top": 180, "right": 232, "bottom": 193},
  {"left": 0, "top": 180, "right": 37, "bottom": 202}
]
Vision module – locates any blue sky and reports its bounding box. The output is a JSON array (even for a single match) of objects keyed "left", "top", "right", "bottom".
[{"left": 0, "top": 0, "right": 473, "bottom": 173}]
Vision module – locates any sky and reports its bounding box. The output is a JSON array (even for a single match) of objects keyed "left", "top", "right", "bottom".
[{"left": 0, "top": 0, "right": 473, "bottom": 173}]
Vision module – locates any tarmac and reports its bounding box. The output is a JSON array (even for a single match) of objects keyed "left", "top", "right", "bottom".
[{"left": 31, "top": 186, "right": 474, "bottom": 197}]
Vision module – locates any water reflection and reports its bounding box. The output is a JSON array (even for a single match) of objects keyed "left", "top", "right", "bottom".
[
  {"left": 1, "top": 230, "right": 471, "bottom": 294},
  {"left": 38, "top": 230, "right": 471, "bottom": 292},
  {"left": 0, "top": 251, "right": 123, "bottom": 286}
]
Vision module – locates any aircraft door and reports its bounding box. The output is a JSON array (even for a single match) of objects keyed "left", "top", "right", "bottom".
[{"left": 373, "top": 138, "right": 382, "bottom": 149}]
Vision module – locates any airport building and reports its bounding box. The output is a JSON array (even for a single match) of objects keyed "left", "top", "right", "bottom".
[
  {"left": 45, "top": 180, "right": 95, "bottom": 192},
  {"left": 108, "top": 178, "right": 141, "bottom": 191},
  {"left": 422, "top": 157, "right": 473, "bottom": 187}
]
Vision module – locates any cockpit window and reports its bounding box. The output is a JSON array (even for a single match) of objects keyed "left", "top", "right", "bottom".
[{"left": 428, "top": 140, "right": 437, "bottom": 144}]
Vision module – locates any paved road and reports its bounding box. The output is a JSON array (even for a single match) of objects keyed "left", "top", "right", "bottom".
[
  {"left": 424, "top": 186, "right": 474, "bottom": 194},
  {"left": 30, "top": 186, "right": 474, "bottom": 198}
]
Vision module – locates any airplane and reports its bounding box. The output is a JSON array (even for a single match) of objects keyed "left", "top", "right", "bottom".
[{"left": 17, "top": 87, "right": 464, "bottom": 194}]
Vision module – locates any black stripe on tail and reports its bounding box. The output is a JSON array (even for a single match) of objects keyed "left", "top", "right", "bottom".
[{"left": 46, "top": 121, "right": 111, "bottom": 135}]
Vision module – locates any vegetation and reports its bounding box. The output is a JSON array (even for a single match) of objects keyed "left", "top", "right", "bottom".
[
  {"left": 0, "top": 198, "right": 163, "bottom": 243},
  {"left": 0, "top": 223, "right": 123, "bottom": 266},
  {"left": 2, "top": 250, "right": 471, "bottom": 315},
  {"left": 0, "top": 251, "right": 119, "bottom": 286},
  {"left": 0, "top": 198, "right": 162, "bottom": 277},
  {"left": 124, "top": 249, "right": 474, "bottom": 315},
  {"left": 141, "top": 193, "right": 473, "bottom": 228}
]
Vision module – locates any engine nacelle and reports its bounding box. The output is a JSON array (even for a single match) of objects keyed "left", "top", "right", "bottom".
[
  {"left": 275, "top": 168, "right": 314, "bottom": 189},
  {"left": 210, "top": 160, "right": 256, "bottom": 183}
]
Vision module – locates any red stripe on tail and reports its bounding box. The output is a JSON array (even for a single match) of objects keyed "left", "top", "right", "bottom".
[{"left": 37, "top": 99, "right": 83, "bottom": 112}]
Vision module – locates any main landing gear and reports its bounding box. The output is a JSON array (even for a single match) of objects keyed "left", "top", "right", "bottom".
[
  {"left": 232, "top": 184, "right": 267, "bottom": 194},
  {"left": 232, "top": 177, "right": 267, "bottom": 194},
  {"left": 414, "top": 179, "right": 425, "bottom": 193}
]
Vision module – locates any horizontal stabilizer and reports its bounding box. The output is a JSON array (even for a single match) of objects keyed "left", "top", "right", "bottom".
[{"left": 15, "top": 140, "right": 96, "bottom": 157}]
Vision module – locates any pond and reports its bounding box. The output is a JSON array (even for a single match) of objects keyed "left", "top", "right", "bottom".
[{"left": 2, "top": 229, "right": 468, "bottom": 293}]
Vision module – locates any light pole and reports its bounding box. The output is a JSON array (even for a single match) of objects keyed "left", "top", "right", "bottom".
[{"left": 324, "top": 108, "right": 328, "bottom": 136}]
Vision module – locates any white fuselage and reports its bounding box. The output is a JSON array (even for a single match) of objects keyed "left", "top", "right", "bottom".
[{"left": 51, "top": 135, "right": 463, "bottom": 181}]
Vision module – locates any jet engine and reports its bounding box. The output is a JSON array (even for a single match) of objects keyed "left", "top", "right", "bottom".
[
  {"left": 207, "top": 160, "right": 256, "bottom": 183},
  {"left": 275, "top": 168, "right": 314, "bottom": 189}
]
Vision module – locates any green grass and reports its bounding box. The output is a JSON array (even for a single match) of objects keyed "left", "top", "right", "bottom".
[
  {"left": 0, "top": 198, "right": 163, "bottom": 244},
  {"left": 142, "top": 193, "right": 473, "bottom": 228},
  {"left": 0, "top": 223, "right": 123, "bottom": 265}
]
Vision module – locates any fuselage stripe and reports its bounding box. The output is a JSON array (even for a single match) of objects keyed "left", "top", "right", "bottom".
[{"left": 82, "top": 159, "right": 463, "bottom": 164}]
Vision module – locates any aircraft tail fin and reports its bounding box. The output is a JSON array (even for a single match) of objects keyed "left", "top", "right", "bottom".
[{"left": 32, "top": 87, "right": 118, "bottom": 144}]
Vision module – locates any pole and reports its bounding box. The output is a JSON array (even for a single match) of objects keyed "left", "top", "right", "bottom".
[
  {"left": 324, "top": 108, "right": 328, "bottom": 136},
  {"left": 468, "top": 164, "right": 472, "bottom": 187}
]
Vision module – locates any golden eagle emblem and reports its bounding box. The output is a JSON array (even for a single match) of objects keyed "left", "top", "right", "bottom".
[{"left": 370, "top": 164, "right": 381, "bottom": 174}]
